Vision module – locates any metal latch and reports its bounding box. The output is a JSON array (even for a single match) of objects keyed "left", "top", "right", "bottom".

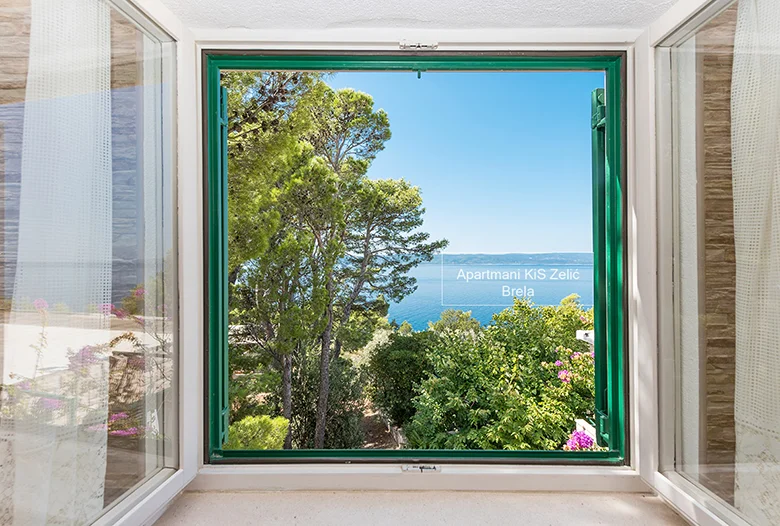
[
  {"left": 401, "top": 464, "right": 441, "bottom": 473},
  {"left": 399, "top": 40, "right": 439, "bottom": 50}
]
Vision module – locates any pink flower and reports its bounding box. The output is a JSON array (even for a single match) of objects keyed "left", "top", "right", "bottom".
[
  {"left": 33, "top": 298, "right": 48, "bottom": 311},
  {"left": 579, "top": 316, "right": 588, "bottom": 323},
  {"left": 68, "top": 346, "right": 100, "bottom": 369},
  {"left": 554, "top": 360, "right": 563, "bottom": 367},
  {"left": 590, "top": 351, "right": 595, "bottom": 358},
  {"left": 565, "top": 430, "right": 594, "bottom": 451},
  {"left": 16, "top": 380, "right": 31, "bottom": 391},
  {"left": 558, "top": 370, "right": 572, "bottom": 383},
  {"left": 133, "top": 288, "right": 146, "bottom": 298},
  {"left": 109, "top": 412, "right": 129, "bottom": 422},
  {"left": 572, "top": 352, "right": 581, "bottom": 359},
  {"left": 109, "top": 427, "right": 139, "bottom": 437},
  {"left": 98, "top": 303, "right": 115, "bottom": 316}
]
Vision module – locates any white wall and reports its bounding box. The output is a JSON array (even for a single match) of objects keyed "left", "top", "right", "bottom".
[{"left": 159, "top": 0, "right": 676, "bottom": 32}]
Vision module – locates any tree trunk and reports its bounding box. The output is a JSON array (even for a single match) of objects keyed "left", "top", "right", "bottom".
[
  {"left": 282, "top": 354, "right": 293, "bottom": 450},
  {"left": 333, "top": 339, "right": 343, "bottom": 362},
  {"left": 314, "top": 279, "right": 334, "bottom": 448},
  {"left": 228, "top": 265, "right": 241, "bottom": 285}
]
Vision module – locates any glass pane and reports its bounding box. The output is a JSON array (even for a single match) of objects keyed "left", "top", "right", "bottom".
[
  {"left": 0, "top": 1, "right": 177, "bottom": 523},
  {"left": 224, "top": 70, "right": 605, "bottom": 452},
  {"left": 668, "top": 1, "right": 780, "bottom": 523}
]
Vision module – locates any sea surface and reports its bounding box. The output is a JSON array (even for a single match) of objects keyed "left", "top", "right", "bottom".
[{"left": 387, "top": 253, "right": 594, "bottom": 330}]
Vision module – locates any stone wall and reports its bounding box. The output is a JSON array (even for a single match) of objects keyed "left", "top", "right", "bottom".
[
  {"left": 0, "top": 0, "right": 30, "bottom": 308},
  {"left": 696, "top": 3, "right": 738, "bottom": 502}
]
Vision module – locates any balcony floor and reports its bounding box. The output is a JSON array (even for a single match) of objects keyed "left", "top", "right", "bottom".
[{"left": 156, "top": 491, "right": 689, "bottom": 525}]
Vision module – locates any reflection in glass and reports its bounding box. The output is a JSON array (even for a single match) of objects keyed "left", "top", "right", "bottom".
[
  {"left": 0, "top": 1, "right": 176, "bottom": 524},
  {"left": 669, "top": 1, "right": 780, "bottom": 524}
]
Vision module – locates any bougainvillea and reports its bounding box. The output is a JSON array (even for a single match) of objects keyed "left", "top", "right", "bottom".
[
  {"left": 405, "top": 295, "right": 596, "bottom": 450},
  {"left": 564, "top": 430, "right": 595, "bottom": 451}
]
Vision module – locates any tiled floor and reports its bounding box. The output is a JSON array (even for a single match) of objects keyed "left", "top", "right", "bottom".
[{"left": 156, "top": 491, "right": 689, "bottom": 525}]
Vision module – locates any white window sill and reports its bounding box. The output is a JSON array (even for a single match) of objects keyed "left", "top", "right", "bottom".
[{"left": 188, "top": 464, "right": 649, "bottom": 492}]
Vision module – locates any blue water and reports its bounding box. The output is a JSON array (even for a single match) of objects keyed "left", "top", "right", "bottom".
[{"left": 387, "top": 255, "right": 593, "bottom": 330}]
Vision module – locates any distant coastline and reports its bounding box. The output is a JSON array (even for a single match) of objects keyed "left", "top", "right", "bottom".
[
  {"left": 436, "top": 252, "right": 593, "bottom": 265},
  {"left": 388, "top": 252, "right": 595, "bottom": 329}
]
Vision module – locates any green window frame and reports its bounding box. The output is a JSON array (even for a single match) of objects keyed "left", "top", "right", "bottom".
[{"left": 204, "top": 52, "right": 626, "bottom": 464}]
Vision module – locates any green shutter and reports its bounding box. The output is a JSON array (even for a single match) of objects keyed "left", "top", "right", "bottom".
[
  {"left": 210, "top": 82, "right": 229, "bottom": 451},
  {"left": 591, "top": 88, "right": 610, "bottom": 448},
  {"left": 218, "top": 85, "right": 230, "bottom": 446}
]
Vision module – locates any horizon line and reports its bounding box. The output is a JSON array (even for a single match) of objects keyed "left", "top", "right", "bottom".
[{"left": 437, "top": 251, "right": 594, "bottom": 255}]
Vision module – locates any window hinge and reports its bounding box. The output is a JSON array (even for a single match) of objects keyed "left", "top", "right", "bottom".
[
  {"left": 399, "top": 40, "right": 439, "bottom": 50},
  {"left": 401, "top": 464, "right": 441, "bottom": 473}
]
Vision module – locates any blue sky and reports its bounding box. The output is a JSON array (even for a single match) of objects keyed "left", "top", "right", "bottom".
[{"left": 327, "top": 71, "right": 604, "bottom": 254}]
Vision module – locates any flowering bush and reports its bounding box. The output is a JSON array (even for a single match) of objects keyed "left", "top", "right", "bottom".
[
  {"left": 108, "top": 411, "right": 144, "bottom": 437},
  {"left": 405, "top": 295, "right": 595, "bottom": 450},
  {"left": 540, "top": 345, "right": 596, "bottom": 421},
  {"left": 563, "top": 430, "right": 596, "bottom": 451}
]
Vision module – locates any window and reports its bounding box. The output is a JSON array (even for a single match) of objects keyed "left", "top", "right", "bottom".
[
  {"left": 205, "top": 54, "right": 626, "bottom": 463},
  {"left": 0, "top": 0, "right": 177, "bottom": 522},
  {"left": 659, "top": 0, "right": 780, "bottom": 524}
]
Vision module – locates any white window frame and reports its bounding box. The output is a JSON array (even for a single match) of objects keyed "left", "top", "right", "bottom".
[
  {"left": 90, "top": 1, "right": 201, "bottom": 525},
  {"left": 113, "top": 0, "right": 758, "bottom": 524},
  {"left": 188, "top": 32, "right": 649, "bottom": 491},
  {"left": 638, "top": 1, "right": 757, "bottom": 525}
]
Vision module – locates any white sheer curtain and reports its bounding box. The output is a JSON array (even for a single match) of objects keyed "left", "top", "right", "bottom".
[
  {"left": 0, "top": 0, "right": 113, "bottom": 524},
  {"left": 731, "top": 0, "right": 780, "bottom": 524}
]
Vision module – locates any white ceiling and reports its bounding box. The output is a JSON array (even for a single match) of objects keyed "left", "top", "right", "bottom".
[{"left": 159, "top": 0, "right": 676, "bottom": 31}]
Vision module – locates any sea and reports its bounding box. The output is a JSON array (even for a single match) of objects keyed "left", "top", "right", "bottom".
[{"left": 386, "top": 253, "right": 594, "bottom": 330}]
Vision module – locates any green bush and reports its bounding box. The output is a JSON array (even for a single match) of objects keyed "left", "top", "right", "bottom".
[
  {"left": 368, "top": 331, "right": 439, "bottom": 426},
  {"left": 223, "top": 415, "right": 289, "bottom": 450},
  {"left": 288, "top": 354, "right": 365, "bottom": 449},
  {"left": 427, "top": 309, "right": 482, "bottom": 335},
  {"left": 227, "top": 342, "right": 280, "bottom": 424},
  {"left": 405, "top": 295, "right": 594, "bottom": 450}
]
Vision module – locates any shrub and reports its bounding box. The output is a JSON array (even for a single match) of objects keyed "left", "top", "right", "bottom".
[
  {"left": 427, "top": 309, "right": 481, "bottom": 335},
  {"left": 223, "top": 415, "right": 289, "bottom": 450},
  {"left": 288, "top": 354, "right": 365, "bottom": 449},
  {"left": 368, "top": 331, "right": 439, "bottom": 426},
  {"left": 228, "top": 342, "right": 280, "bottom": 424},
  {"left": 405, "top": 296, "right": 594, "bottom": 450}
]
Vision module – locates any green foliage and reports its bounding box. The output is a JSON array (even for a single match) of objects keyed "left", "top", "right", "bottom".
[
  {"left": 306, "top": 86, "right": 391, "bottom": 173},
  {"left": 428, "top": 309, "right": 482, "bottom": 335},
  {"left": 405, "top": 296, "right": 595, "bottom": 450},
  {"left": 224, "top": 71, "right": 321, "bottom": 275},
  {"left": 223, "top": 415, "right": 289, "bottom": 450},
  {"left": 224, "top": 72, "right": 448, "bottom": 448},
  {"left": 397, "top": 321, "right": 413, "bottom": 335},
  {"left": 227, "top": 343, "right": 280, "bottom": 424},
  {"left": 368, "top": 331, "right": 439, "bottom": 426},
  {"left": 335, "top": 302, "right": 389, "bottom": 355},
  {"left": 288, "top": 354, "right": 366, "bottom": 449}
]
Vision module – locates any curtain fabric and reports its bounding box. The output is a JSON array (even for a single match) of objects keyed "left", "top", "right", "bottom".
[
  {"left": 0, "top": 0, "right": 113, "bottom": 524},
  {"left": 731, "top": 0, "right": 780, "bottom": 524}
]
